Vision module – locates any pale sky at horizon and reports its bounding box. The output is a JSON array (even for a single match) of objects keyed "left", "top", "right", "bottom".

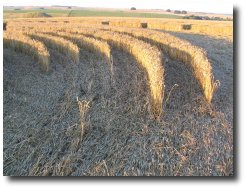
[{"left": 3, "top": 0, "right": 233, "bottom": 14}]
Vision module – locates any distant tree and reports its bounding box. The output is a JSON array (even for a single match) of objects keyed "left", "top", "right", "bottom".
[
  {"left": 174, "top": 10, "right": 181, "bottom": 14},
  {"left": 183, "top": 15, "right": 209, "bottom": 20},
  {"left": 130, "top": 7, "right": 136, "bottom": 10},
  {"left": 67, "top": 6, "right": 72, "bottom": 9},
  {"left": 14, "top": 8, "right": 21, "bottom": 10},
  {"left": 183, "top": 16, "right": 190, "bottom": 19},
  {"left": 225, "top": 17, "right": 233, "bottom": 21},
  {"left": 166, "top": 9, "right": 171, "bottom": 12},
  {"left": 203, "top": 16, "right": 210, "bottom": 20},
  {"left": 214, "top": 17, "right": 223, "bottom": 21},
  {"left": 181, "top": 10, "right": 187, "bottom": 14},
  {"left": 40, "top": 7, "right": 45, "bottom": 10},
  {"left": 194, "top": 16, "right": 203, "bottom": 20}
]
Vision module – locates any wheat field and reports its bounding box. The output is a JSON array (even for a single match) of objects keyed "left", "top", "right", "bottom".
[{"left": 3, "top": 17, "right": 233, "bottom": 176}]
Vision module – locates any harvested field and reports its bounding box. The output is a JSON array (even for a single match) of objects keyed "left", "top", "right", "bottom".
[
  {"left": 3, "top": 17, "right": 233, "bottom": 176},
  {"left": 5, "top": 17, "right": 233, "bottom": 41}
]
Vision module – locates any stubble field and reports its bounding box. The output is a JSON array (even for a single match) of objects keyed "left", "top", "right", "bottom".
[{"left": 3, "top": 17, "right": 233, "bottom": 176}]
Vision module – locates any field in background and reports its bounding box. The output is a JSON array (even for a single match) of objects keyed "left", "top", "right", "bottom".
[
  {"left": 3, "top": 16, "right": 233, "bottom": 176},
  {"left": 3, "top": 9, "right": 182, "bottom": 19},
  {"left": 4, "top": 16, "right": 233, "bottom": 41},
  {"left": 4, "top": 7, "right": 232, "bottom": 40}
]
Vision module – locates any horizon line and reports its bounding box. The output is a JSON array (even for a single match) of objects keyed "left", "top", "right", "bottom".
[{"left": 3, "top": 5, "right": 233, "bottom": 15}]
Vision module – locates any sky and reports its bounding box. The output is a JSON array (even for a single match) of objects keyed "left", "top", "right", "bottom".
[{"left": 3, "top": 0, "right": 233, "bottom": 14}]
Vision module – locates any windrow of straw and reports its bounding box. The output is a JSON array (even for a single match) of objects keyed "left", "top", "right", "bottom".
[
  {"left": 146, "top": 21, "right": 233, "bottom": 40},
  {"left": 4, "top": 22, "right": 217, "bottom": 102},
  {"left": 3, "top": 32, "right": 50, "bottom": 72},
  {"left": 48, "top": 31, "right": 111, "bottom": 64},
  {"left": 71, "top": 28, "right": 164, "bottom": 119},
  {"left": 5, "top": 17, "right": 233, "bottom": 40},
  {"left": 27, "top": 32, "right": 80, "bottom": 64},
  {"left": 6, "top": 22, "right": 217, "bottom": 103},
  {"left": 105, "top": 27, "right": 218, "bottom": 103}
]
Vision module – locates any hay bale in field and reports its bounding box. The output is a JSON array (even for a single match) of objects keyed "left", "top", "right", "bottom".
[
  {"left": 182, "top": 24, "right": 192, "bottom": 30},
  {"left": 64, "top": 21, "right": 70, "bottom": 23},
  {"left": 102, "top": 21, "right": 109, "bottom": 25},
  {"left": 141, "top": 23, "right": 148, "bottom": 28},
  {"left": 3, "top": 22, "right": 7, "bottom": 31}
]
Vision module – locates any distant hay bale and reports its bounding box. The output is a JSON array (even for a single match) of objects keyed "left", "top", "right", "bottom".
[
  {"left": 140, "top": 23, "right": 148, "bottom": 28},
  {"left": 64, "top": 21, "right": 70, "bottom": 23},
  {"left": 182, "top": 24, "right": 192, "bottom": 30},
  {"left": 3, "top": 22, "right": 7, "bottom": 31},
  {"left": 102, "top": 21, "right": 109, "bottom": 25}
]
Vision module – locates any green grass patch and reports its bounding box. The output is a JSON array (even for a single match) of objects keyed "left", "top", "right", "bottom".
[
  {"left": 69, "top": 10, "right": 182, "bottom": 18},
  {"left": 3, "top": 9, "right": 71, "bottom": 18},
  {"left": 3, "top": 9, "right": 182, "bottom": 19}
]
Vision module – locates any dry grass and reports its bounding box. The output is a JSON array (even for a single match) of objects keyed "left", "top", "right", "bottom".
[
  {"left": 3, "top": 17, "right": 233, "bottom": 176},
  {"left": 49, "top": 31, "right": 111, "bottom": 65},
  {"left": 70, "top": 28, "right": 164, "bottom": 119},
  {"left": 3, "top": 21, "right": 223, "bottom": 103},
  {"left": 3, "top": 31, "right": 50, "bottom": 72},
  {"left": 77, "top": 98, "right": 91, "bottom": 141},
  {"left": 3, "top": 20, "right": 218, "bottom": 113},
  {"left": 146, "top": 20, "right": 232, "bottom": 41},
  {"left": 103, "top": 26, "right": 218, "bottom": 103},
  {"left": 5, "top": 17, "right": 232, "bottom": 41},
  {"left": 27, "top": 32, "right": 80, "bottom": 64}
]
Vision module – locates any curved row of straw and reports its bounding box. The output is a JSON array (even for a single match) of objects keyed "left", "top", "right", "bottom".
[
  {"left": 3, "top": 32, "right": 50, "bottom": 72},
  {"left": 69, "top": 28, "right": 165, "bottom": 119},
  {"left": 27, "top": 32, "right": 80, "bottom": 64},
  {"left": 103, "top": 27, "right": 218, "bottom": 103},
  {"left": 4, "top": 22, "right": 217, "bottom": 116},
  {"left": 48, "top": 31, "right": 111, "bottom": 65}
]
